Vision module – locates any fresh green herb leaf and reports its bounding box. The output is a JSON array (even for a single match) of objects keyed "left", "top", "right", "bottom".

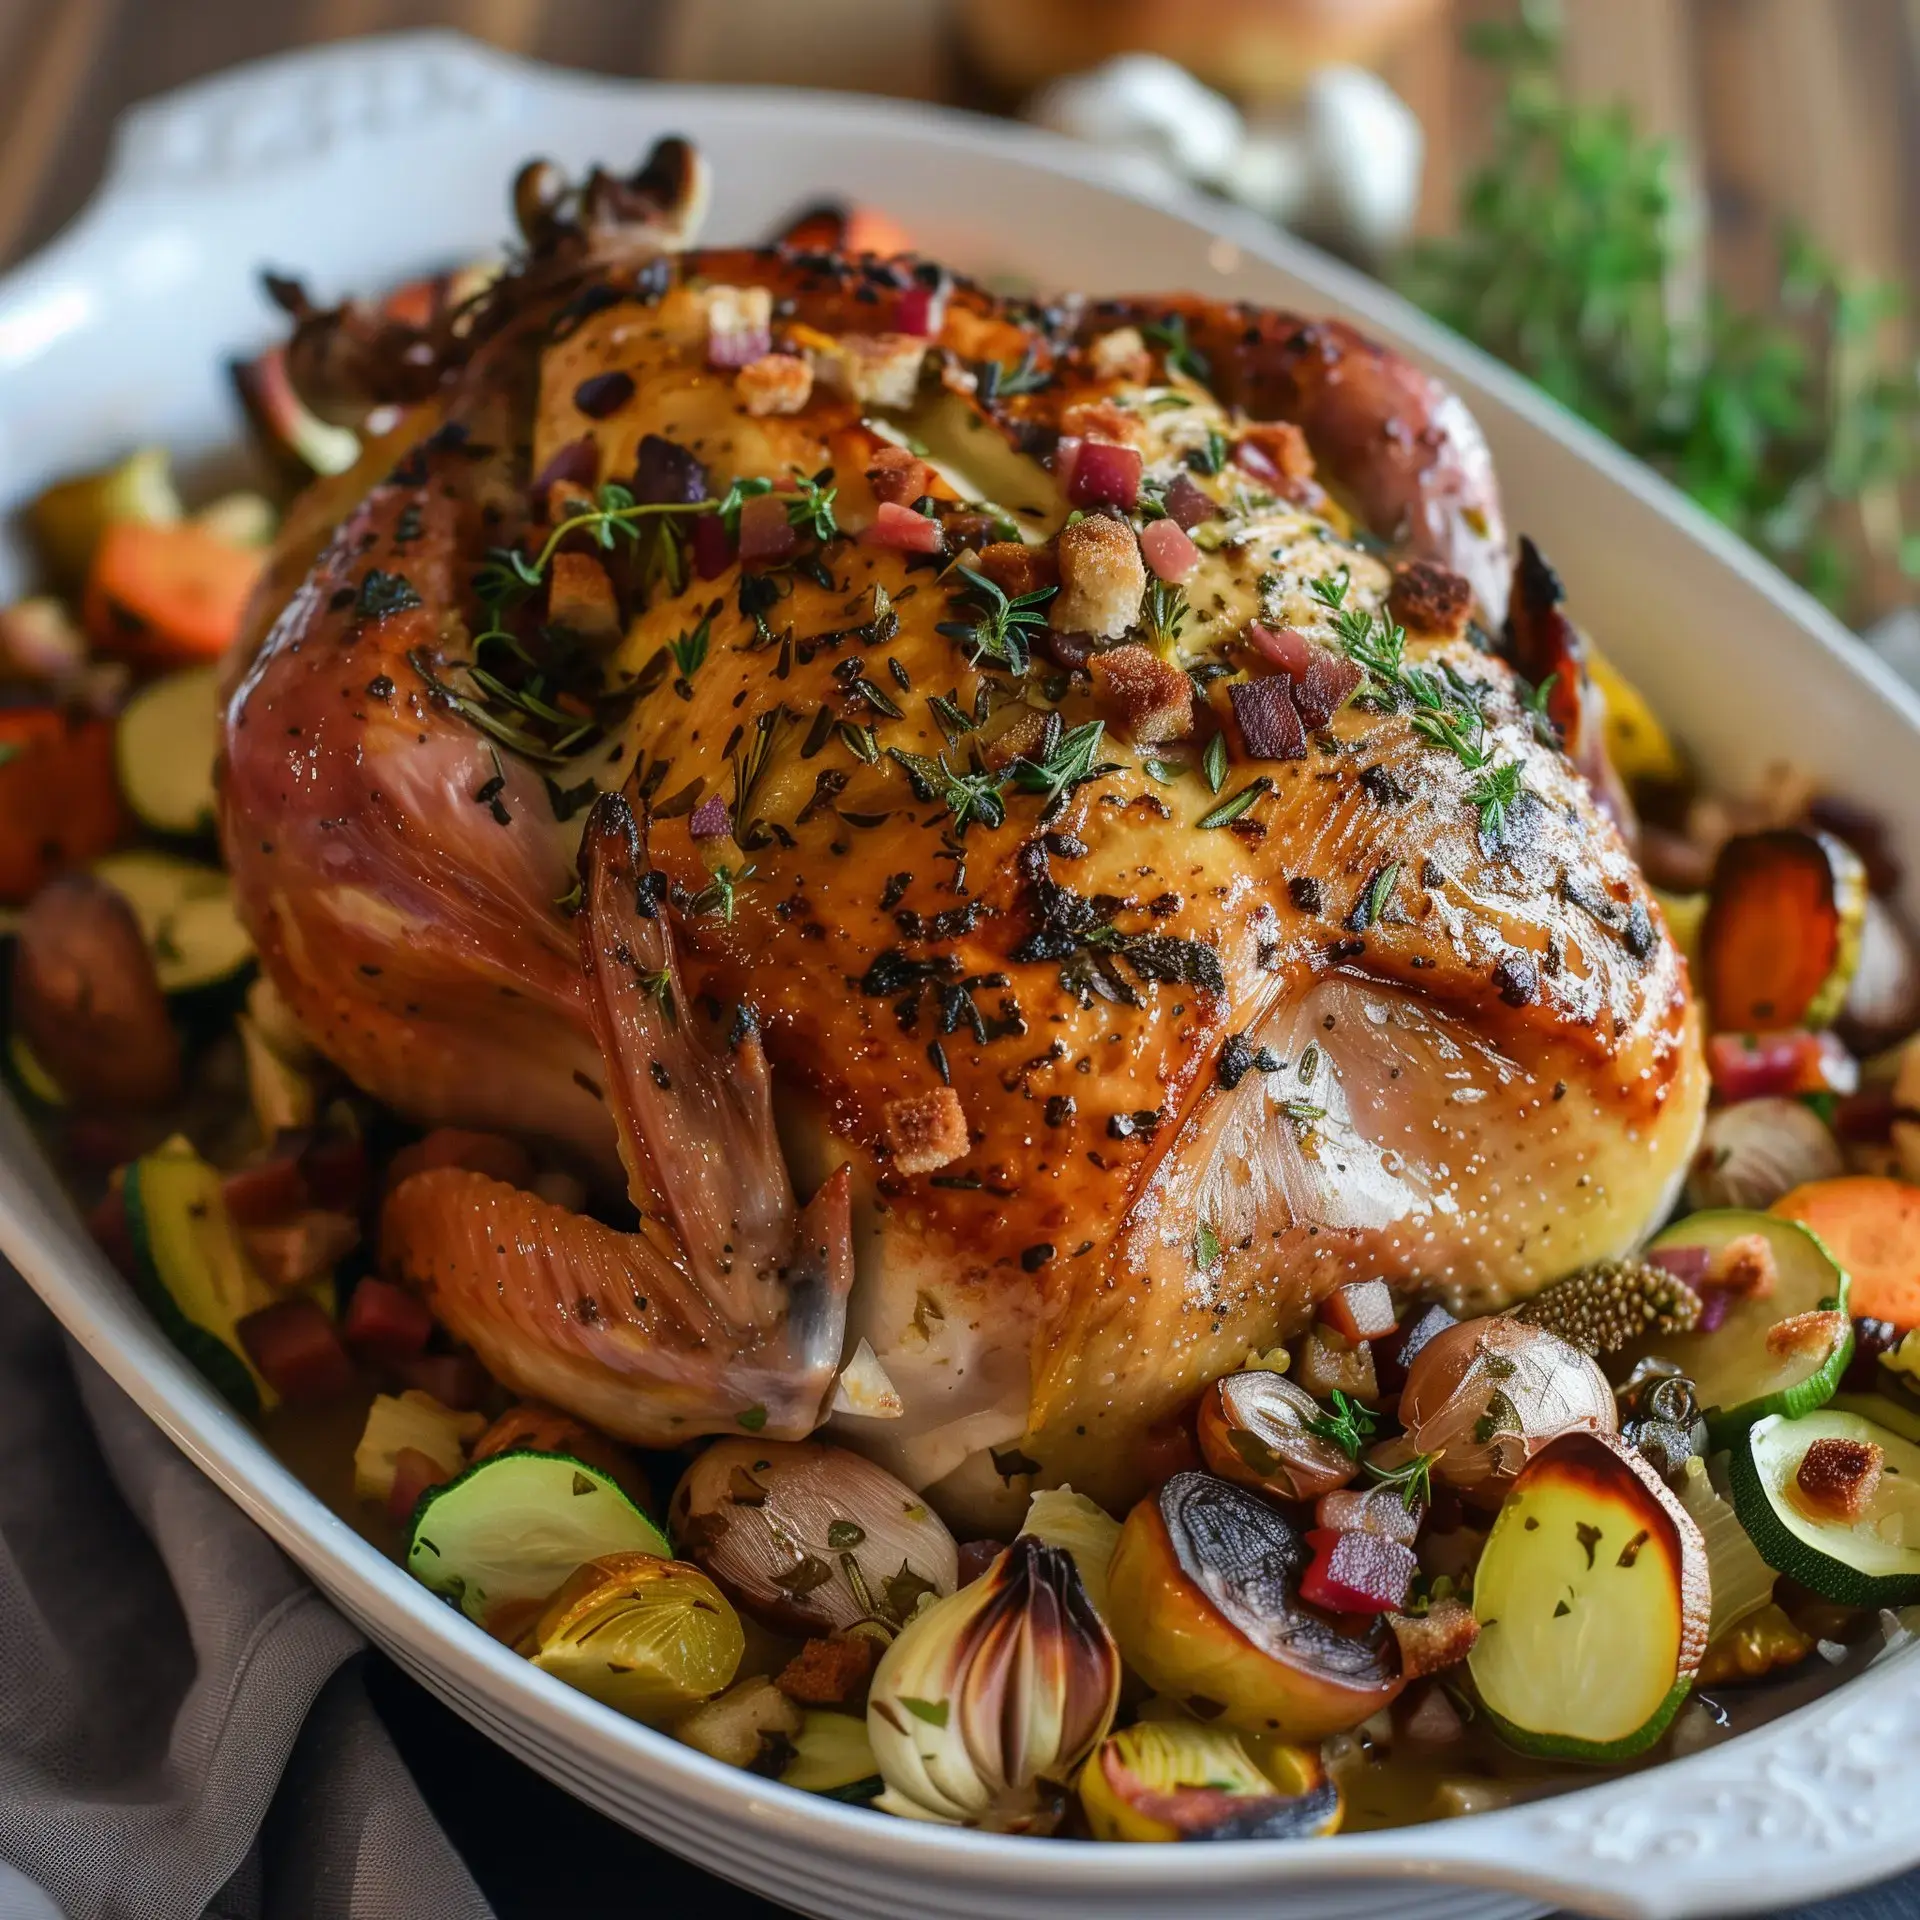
[
  {"left": 1006, "top": 715, "right": 1116, "bottom": 823},
  {"left": 1468, "top": 760, "right": 1526, "bottom": 844},
  {"left": 1198, "top": 778, "right": 1271, "bottom": 829},
  {"left": 1308, "top": 1389, "right": 1379, "bottom": 1461},
  {"left": 899, "top": 1696, "right": 950, "bottom": 1728},
  {"left": 1195, "top": 1221, "right": 1222, "bottom": 1270},
  {"left": 1365, "top": 1447, "right": 1444, "bottom": 1513},
  {"left": 689, "top": 862, "right": 757, "bottom": 924},
  {"left": 737, "top": 1403, "right": 769, "bottom": 1432},
  {"left": 669, "top": 613, "right": 711, "bottom": 679},
  {"left": 935, "top": 566, "right": 1055, "bottom": 676},
  {"left": 1202, "top": 732, "right": 1228, "bottom": 793},
  {"left": 1142, "top": 576, "right": 1189, "bottom": 651},
  {"left": 1141, "top": 314, "right": 1212, "bottom": 385}
]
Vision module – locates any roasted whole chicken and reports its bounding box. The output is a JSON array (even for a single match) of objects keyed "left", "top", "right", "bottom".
[{"left": 221, "top": 143, "right": 1706, "bottom": 1520}]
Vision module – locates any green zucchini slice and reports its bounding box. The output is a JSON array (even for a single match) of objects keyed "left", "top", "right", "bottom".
[
  {"left": 1641, "top": 1210, "right": 1852, "bottom": 1444},
  {"left": 406, "top": 1450, "right": 671, "bottom": 1627},
  {"left": 1470, "top": 1431, "right": 1710, "bottom": 1764},
  {"left": 92, "top": 851, "right": 253, "bottom": 993},
  {"left": 115, "top": 664, "right": 221, "bottom": 836},
  {"left": 124, "top": 1141, "right": 279, "bottom": 1415},
  {"left": 1729, "top": 1409, "right": 1920, "bottom": 1608}
]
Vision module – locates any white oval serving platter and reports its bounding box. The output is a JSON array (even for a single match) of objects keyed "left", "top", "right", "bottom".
[{"left": 1, "top": 32, "right": 1917, "bottom": 1920}]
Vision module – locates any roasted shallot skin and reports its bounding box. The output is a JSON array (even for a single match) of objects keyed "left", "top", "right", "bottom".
[{"left": 223, "top": 151, "right": 1706, "bottom": 1513}]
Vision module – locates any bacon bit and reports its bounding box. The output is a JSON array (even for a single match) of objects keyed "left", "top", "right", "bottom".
[
  {"left": 1793, "top": 1434, "right": 1883, "bottom": 1523},
  {"left": 1086, "top": 326, "right": 1151, "bottom": 382},
  {"left": 974, "top": 540, "right": 1058, "bottom": 600},
  {"left": 1710, "top": 1231, "right": 1779, "bottom": 1300},
  {"left": 738, "top": 492, "right": 797, "bottom": 565},
  {"left": 1229, "top": 677, "right": 1307, "bottom": 761},
  {"left": 1235, "top": 421, "right": 1313, "bottom": 483},
  {"left": 1291, "top": 650, "right": 1362, "bottom": 729},
  {"left": 814, "top": 332, "right": 927, "bottom": 409},
  {"left": 1138, "top": 517, "right": 1200, "bottom": 585},
  {"left": 1388, "top": 1598, "right": 1480, "bottom": 1679},
  {"left": 1387, "top": 560, "right": 1474, "bottom": 639},
  {"left": 736, "top": 351, "right": 814, "bottom": 417},
  {"left": 1089, "top": 645, "right": 1194, "bottom": 746},
  {"left": 241, "top": 1210, "right": 361, "bottom": 1290},
  {"left": 866, "top": 444, "right": 935, "bottom": 507},
  {"left": 1067, "top": 440, "right": 1144, "bottom": 511},
  {"left": 237, "top": 1297, "right": 357, "bottom": 1405},
  {"left": 1061, "top": 398, "right": 1145, "bottom": 449},
  {"left": 861, "top": 501, "right": 944, "bottom": 555},
  {"left": 1053, "top": 434, "right": 1083, "bottom": 494},
  {"left": 704, "top": 284, "right": 773, "bottom": 367},
  {"left": 1766, "top": 1308, "right": 1847, "bottom": 1362},
  {"left": 1052, "top": 515, "right": 1145, "bottom": 639},
  {"left": 776, "top": 1634, "right": 879, "bottom": 1707},
  {"left": 885, "top": 1086, "right": 970, "bottom": 1175},
  {"left": 1320, "top": 1279, "right": 1399, "bottom": 1343},
  {"left": 547, "top": 551, "right": 621, "bottom": 644}
]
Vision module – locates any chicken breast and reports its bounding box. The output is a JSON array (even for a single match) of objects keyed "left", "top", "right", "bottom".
[{"left": 222, "top": 146, "right": 1705, "bottom": 1520}]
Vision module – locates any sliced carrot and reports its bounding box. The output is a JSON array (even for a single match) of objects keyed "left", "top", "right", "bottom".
[
  {"left": 0, "top": 708, "right": 127, "bottom": 904},
  {"left": 1772, "top": 1175, "right": 1920, "bottom": 1329},
  {"left": 83, "top": 519, "right": 264, "bottom": 669},
  {"left": 1701, "top": 830, "right": 1865, "bottom": 1032}
]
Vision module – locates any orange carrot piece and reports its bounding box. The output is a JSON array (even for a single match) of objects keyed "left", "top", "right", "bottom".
[
  {"left": 1772, "top": 1176, "right": 1920, "bottom": 1329},
  {"left": 83, "top": 519, "right": 264, "bottom": 669},
  {"left": 0, "top": 708, "right": 126, "bottom": 903}
]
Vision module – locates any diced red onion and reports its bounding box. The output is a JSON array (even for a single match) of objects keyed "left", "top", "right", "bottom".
[
  {"left": 688, "top": 794, "right": 733, "bottom": 841},
  {"left": 895, "top": 280, "right": 947, "bottom": 337},
  {"left": 737, "top": 492, "right": 796, "bottom": 565},
  {"left": 1647, "top": 1243, "right": 1712, "bottom": 1287},
  {"left": 1834, "top": 1088, "right": 1897, "bottom": 1144},
  {"left": 1246, "top": 622, "right": 1313, "bottom": 677},
  {"left": 708, "top": 323, "right": 772, "bottom": 369},
  {"left": 1068, "top": 440, "right": 1143, "bottom": 512},
  {"left": 692, "top": 513, "right": 733, "bottom": 579},
  {"left": 532, "top": 435, "right": 600, "bottom": 505},
  {"left": 1139, "top": 517, "right": 1199, "bottom": 584},
  {"left": 392, "top": 1351, "right": 491, "bottom": 1412},
  {"left": 1706, "top": 1029, "right": 1858, "bottom": 1103},
  {"left": 861, "top": 500, "right": 945, "bottom": 554},
  {"left": 1291, "top": 650, "right": 1362, "bottom": 730},
  {"left": 1696, "top": 1288, "right": 1734, "bottom": 1335},
  {"left": 1161, "top": 472, "right": 1217, "bottom": 531},
  {"left": 633, "top": 432, "right": 709, "bottom": 505},
  {"left": 1229, "top": 676, "right": 1307, "bottom": 761}
]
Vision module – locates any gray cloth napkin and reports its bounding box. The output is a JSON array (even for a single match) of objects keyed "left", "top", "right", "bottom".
[{"left": 0, "top": 1257, "right": 490, "bottom": 1920}]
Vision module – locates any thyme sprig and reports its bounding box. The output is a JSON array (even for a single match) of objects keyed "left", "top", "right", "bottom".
[
  {"left": 1365, "top": 1448, "right": 1444, "bottom": 1513},
  {"left": 1307, "top": 1389, "right": 1379, "bottom": 1461},
  {"left": 1006, "top": 715, "right": 1120, "bottom": 824},
  {"left": 935, "top": 566, "right": 1056, "bottom": 675}
]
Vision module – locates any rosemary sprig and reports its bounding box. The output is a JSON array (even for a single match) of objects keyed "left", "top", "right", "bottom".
[
  {"left": 668, "top": 614, "right": 711, "bottom": 679},
  {"left": 1141, "top": 313, "right": 1211, "bottom": 384},
  {"left": 1142, "top": 577, "right": 1188, "bottom": 651},
  {"left": 689, "top": 861, "right": 757, "bottom": 924},
  {"left": 1198, "top": 778, "right": 1271, "bottom": 829},
  {"left": 1006, "top": 715, "right": 1117, "bottom": 823},
  {"left": 1365, "top": 1448, "right": 1444, "bottom": 1513}
]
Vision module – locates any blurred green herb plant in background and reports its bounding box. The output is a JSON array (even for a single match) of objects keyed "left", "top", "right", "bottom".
[{"left": 1397, "top": 0, "right": 1920, "bottom": 622}]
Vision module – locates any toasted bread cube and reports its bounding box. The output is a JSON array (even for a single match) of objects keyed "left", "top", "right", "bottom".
[
  {"left": 1086, "top": 325, "right": 1151, "bottom": 383},
  {"left": 1386, "top": 559, "right": 1474, "bottom": 639},
  {"left": 1794, "top": 1434, "right": 1883, "bottom": 1523},
  {"left": 1052, "top": 515, "right": 1146, "bottom": 642},
  {"left": 815, "top": 332, "right": 928, "bottom": 409},
  {"left": 885, "top": 1086, "right": 969, "bottom": 1175},
  {"left": 546, "top": 552, "right": 621, "bottom": 644},
  {"left": 1089, "top": 644, "right": 1193, "bottom": 745},
  {"left": 736, "top": 351, "right": 814, "bottom": 417},
  {"left": 776, "top": 1634, "right": 880, "bottom": 1707},
  {"left": 974, "top": 540, "right": 1058, "bottom": 600},
  {"left": 866, "top": 444, "right": 936, "bottom": 507}
]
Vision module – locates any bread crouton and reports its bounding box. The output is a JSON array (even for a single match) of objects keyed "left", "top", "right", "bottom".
[
  {"left": 886, "top": 1087, "right": 969, "bottom": 1175},
  {"left": 736, "top": 351, "right": 814, "bottom": 417},
  {"left": 1090, "top": 644, "right": 1194, "bottom": 745},
  {"left": 1052, "top": 515, "right": 1145, "bottom": 641}
]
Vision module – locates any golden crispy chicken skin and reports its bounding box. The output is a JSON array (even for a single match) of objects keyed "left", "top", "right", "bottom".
[{"left": 222, "top": 147, "right": 1705, "bottom": 1515}]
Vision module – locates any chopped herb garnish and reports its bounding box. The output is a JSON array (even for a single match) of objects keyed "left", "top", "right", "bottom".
[
  {"left": 1197, "top": 778, "right": 1271, "bottom": 829},
  {"left": 1195, "top": 1221, "right": 1223, "bottom": 1270},
  {"left": 1202, "top": 732, "right": 1228, "bottom": 793},
  {"left": 1185, "top": 425, "right": 1229, "bottom": 476},
  {"left": 1142, "top": 576, "right": 1188, "bottom": 651},
  {"left": 1365, "top": 1448, "right": 1443, "bottom": 1512},
  {"left": 737, "top": 1403, "right": 769, "bottom": 1432},
  {"left": 1350, "top": 861, "right": 1402, "bottom": 930},
  {"left": 898, "top": 1696, "right": 950, "bottom": 1728},
  {"left": 356, "top": 569, "right": 422, "bottom": 619},
  {"left": 935, "top": 565, "right": 1055, "bottom": 676},
  {"left": 688, "top": 862, "right": 757, "bottom": 924},
  {"left": 1307, "top": 1389, "right": 1379, "bottom": 1461},
  {"left": 1141, "top": 313, "right": 1211, "bottom": 384},
  {"left": 1006, "top": 715, "right": 1117, "bottom": 824},
  {"left": 669, "top": 613, "right": 711, "bottom": 679},
  {"left": 1468, "top": 759, "right": 1526, "bottom": 844},
  {"left": 781, "top": 466, "right": 840, "bottom": 543}
]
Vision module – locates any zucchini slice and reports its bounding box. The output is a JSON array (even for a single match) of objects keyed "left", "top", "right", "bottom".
[
  {"left": 115, "top": 665, "right": 220, "bottom": 836},
  {"left": 406, "top": 1449, "right": 671, "bottom": 1627},
  {"left": 1641, "top": 1209, "right": 1852, "bottom": 1444},
  {"left": 1729, "top": 1409, "right": 1920, "bottom": 1607},
  {"left": 124, "top": 1141, "right": 280, "bottom": 1415},
  {"left": 1700, "top": 829, "right": 1866, "bottom": 1032},
  {"left": 1470, "top": 1431, "right": 1710, "bottom": 1764},
  {"left": 92, "top": 851, "right": 252, "bottom": 993}
]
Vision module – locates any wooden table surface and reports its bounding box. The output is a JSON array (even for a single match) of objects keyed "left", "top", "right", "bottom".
[{"left": 3, "top": 0, "right": 1916, "bottom": 301}]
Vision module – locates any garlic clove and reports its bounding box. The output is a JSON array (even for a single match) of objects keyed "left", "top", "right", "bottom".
[
  {"left": 1017, "top": 1486, "right": 1121, "bottom": 1618},
  {"left": 671, "top": 1438, "right": 958, "bottom": 1635},
  {"left": 1687, "top": 1097, "right": 1844, "bottom": 1212},
  {"left": 867, "top": 1536, "right": 1120, "bottom": 1832},
  {"left": 1197, "top": 1368, "right": 1359, "bottom": 1501}
]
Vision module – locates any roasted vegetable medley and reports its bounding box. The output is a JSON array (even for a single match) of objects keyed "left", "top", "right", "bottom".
[{"left": 6, "top": 158, "right": 1920, "bottom": 1843}]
